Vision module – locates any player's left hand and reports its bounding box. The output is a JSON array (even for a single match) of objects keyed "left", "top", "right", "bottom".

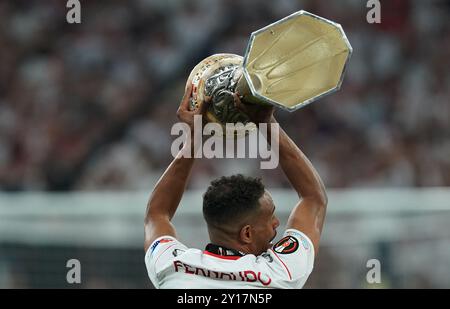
[{"left": 176, "top": 82, "right": 210, "bottom": 131}]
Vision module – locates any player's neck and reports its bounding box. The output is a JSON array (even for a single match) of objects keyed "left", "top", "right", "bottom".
[
  {"left": 208, "top": 226, "right": 256, "bottom": 255},
  {"left": 209, "top": 237, "right": 254, "bottom": 255}
]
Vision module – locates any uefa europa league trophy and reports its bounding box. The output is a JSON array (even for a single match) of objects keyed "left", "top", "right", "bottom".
[{"left": 187, "top": 10, "right": 352, "bottom": 132}]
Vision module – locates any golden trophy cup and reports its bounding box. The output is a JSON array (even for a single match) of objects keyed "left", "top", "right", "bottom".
[{"left": 188, "top": 10, "right": 352, "bottom": 132}]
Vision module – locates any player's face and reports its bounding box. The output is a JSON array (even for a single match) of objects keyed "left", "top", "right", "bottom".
[{"left": 252, "top": 191, "right": 280, "bottom": 255}]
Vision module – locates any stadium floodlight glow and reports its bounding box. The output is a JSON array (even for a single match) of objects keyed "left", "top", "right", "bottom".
[{"left": 188, "top": 10, "right": 353, "bottom": 133}]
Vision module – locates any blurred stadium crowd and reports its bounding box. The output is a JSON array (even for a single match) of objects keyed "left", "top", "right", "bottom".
[
  {"left": 1, "top": 0, "right": 450, "bottom": 289},
  {"left": 0, "top": 0, "right": 449, "bottom": 191}
]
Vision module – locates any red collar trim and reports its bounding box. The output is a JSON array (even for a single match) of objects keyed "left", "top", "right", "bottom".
[{"left": 203, "top": 251, "right": 242, "bottom": 260}]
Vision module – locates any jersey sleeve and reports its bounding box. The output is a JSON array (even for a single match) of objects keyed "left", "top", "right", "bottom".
[
  {"left": 144, "top": 236, "right": 188, "bottom": 288},
  {"left": 267, "top": 229, "right": 315, "bottom": 288}
]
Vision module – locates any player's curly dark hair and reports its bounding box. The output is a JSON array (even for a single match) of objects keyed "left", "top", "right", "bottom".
[{"left": 202, "top": 174, "right": 265, "bottom": 226}]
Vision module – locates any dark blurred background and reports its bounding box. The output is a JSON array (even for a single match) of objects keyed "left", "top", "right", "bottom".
[
  {"left": 1, "top": 0, "right": 449, "bottom": 192},
  {"left": 0, "top": 0, "right": 449, "bottom": 288}
]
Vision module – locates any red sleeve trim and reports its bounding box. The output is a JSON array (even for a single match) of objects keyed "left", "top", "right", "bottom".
[
  {"left": 270, "top": 249, "right": 292, "bottom": 280},
  {"left": 203, "top": 251, "right": 242, "bottom": 260},
  {"left": 154, "top": 243, "right": 177, "bottom": 266}
]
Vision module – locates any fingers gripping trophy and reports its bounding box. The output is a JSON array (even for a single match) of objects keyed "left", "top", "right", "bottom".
[{"left": 187, "top": 11, "right": 352, "bottom": 134}]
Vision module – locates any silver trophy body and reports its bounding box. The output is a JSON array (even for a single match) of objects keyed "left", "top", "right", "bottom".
[{"left": 188, "top": 11, "right": 353, "bottom": 131}]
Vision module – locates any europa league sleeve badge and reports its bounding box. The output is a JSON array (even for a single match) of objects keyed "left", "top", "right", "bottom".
[{"left": 187, "top": 10, "right": 352, "bottom": 136}]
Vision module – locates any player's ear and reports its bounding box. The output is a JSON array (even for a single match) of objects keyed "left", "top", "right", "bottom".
[{"left": 239, "top": 225, "right": 252, "bottom": 244}]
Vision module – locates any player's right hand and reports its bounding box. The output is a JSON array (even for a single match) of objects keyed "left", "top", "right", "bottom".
[{"left": 233, "top": 92, "right": 275, "bottom": 125}]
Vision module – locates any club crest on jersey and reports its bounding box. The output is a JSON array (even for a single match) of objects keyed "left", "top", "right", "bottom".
[
  {"left": 287, "top": 230, "right": 310, "bottom": 250},
  {"left": 273, "top": 236, "right": 299, "bottom": 254}
]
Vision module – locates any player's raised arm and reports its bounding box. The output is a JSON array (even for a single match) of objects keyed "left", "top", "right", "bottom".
[
  {"left": 144, "top": 83, "right": 206, "bottom": 252},
  {"left": 270, "top": 117, "right": 328, "bottom": 255},
  {"left": 235, "top": 97, "right": 327, "bottom": 254}
]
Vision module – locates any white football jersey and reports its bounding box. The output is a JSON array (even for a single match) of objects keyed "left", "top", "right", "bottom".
[{"left": 145, "top": 229, "right": 315, "bottom": 289}]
